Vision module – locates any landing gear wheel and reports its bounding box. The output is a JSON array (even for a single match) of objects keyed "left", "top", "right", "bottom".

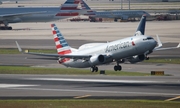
[
  {"left": 8, "top": 27, "right": 12, "bottom": 30},
  {"left": 90, "top": 66, "right": 98, "bottom": 72},
  {"left": 146, "top": 56, "right": 149, "bottom": 60},
  {"left": 114, "top": 18, "right": 118, "bottom": 22},
  {"left": 95, "top": 66, "right": 98, "bottom": 72},
  {"left": 0, "top": 26, "right": 12, "bottom": 30},
  {"left": 90, "top": 67, "right": 95, "bottom": 72},
  {"left": 0, "top": 27, "right": 5, "bottom": 30},
  {"left": 114, "top": 65, "right": 122, "bottom": 71}
]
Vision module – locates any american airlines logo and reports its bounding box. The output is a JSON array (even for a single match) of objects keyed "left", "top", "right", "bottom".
[{"left": 105, "top": 41, "right": 130, "bottom": 53}]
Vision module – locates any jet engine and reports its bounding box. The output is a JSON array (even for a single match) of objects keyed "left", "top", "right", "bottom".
[
  {"left": 89, "top": 55, "right": 106, "bottom": 66},
  {"left": 128, "top": 54, "right": 145, "bottom": 63}
]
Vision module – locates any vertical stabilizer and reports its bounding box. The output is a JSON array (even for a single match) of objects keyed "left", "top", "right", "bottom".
[
  {"left": 51, "top": 24, "right": 72, "bottom": 55},
  {"left": 80, "top": 0, "right": 96, "bottom": 15},
  {"left": 135, "top": 15, "right": 146, "bottom": 36},
  {"left": 81, "top": 0, "right": 91, "bottom": 10},
  {"left": 60, "top": 0, "right": 80, "bottom": 10}
]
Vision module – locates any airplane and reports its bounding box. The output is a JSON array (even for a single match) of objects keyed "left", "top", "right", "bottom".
[
  {"left": 16, "top": 15, "right": 180, "bottom": 72},
  {"left": 80, "top": 0, "right": 150, "bottom": 22},
  {"left": 0, "top": 0, "right": 87, "bottom": 30}
]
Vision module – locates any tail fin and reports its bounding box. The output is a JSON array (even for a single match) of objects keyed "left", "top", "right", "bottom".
[
  {"left": 135, "top": 15, "right": 146, "bottom": 36},
  {"left": 80, "top": 0, "right": 96, "bottom": 15},
  {"left": 60, "top": 0, "right": 80, "bottom": 10},
  {"left": 51, "top": 24, "right": 72, "bottom": 55},
  {"left": 80, "top": 0, "right": 91, "bottom": 10}
]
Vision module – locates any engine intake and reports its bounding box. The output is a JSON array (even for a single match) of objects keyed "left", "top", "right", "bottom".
[
  {"left": 90, "top": 55, "right": 106, "bottom": 66},
  {"left": 128, "top": 54, "right": 145, "bottom": 63}
]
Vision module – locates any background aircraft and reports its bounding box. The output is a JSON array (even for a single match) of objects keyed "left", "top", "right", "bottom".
[
  {"left": 0, "top": 0, "right": 33, "bottom": 4},
  {"left": 80, "top": 0, "right": 150, "bottom": 22},
  {"left": 16, "top": 15, "right": 180, "bottom": 72},
  {"left": 0, "top": 0, "right": 86, "bottom": 30}
]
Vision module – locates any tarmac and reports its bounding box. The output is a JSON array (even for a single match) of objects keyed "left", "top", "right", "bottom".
[{"left": 0, "top": 2, "right": 180, "bottom": 100}]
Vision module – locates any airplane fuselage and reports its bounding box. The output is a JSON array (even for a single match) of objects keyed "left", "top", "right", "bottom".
[
  {"left": 62, "top": 35, "right": 157, "bottom": 68},
  {"left": 0, "top": 7, "right": 80, "bottom": 23},
  {"left": 86, "top": 10, "right": 149, "bottom": 20}
]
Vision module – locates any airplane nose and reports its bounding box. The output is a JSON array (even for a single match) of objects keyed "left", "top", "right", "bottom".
[{"left": 153, "top": 40, "right": 157, "bottom": 47}]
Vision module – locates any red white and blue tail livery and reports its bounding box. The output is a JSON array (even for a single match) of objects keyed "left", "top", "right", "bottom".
[{"left": 51, "top": 24, "right": 72, "bottom": 55}]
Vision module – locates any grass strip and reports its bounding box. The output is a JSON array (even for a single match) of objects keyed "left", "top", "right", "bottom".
[
  {"left": 0, "top": 99, "right": 179, "bottom": 108},
  {"left": 0, "top": 66, "right": 149, "bottom": 76}
]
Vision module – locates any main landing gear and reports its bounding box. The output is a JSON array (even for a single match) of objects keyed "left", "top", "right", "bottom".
[
  {"left": 90, "top": 66, "right": 98, "bottom": 72},
  {"left": 0, "top": 26, "right": 12, "bottom": 30},
  {"left": 0, "top": 22, "right": 12, "bottom": 30},
  {"left": 114, "top": 61, "right": 122, "bottom": 71}
]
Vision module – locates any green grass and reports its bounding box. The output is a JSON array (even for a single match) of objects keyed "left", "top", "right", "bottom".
[
  {"left": 0, "top": 66, "right": 149, "bottom": 76},
  {"left": 0, "top": 99, "right": 179, "bottom": 108},
  {"left": 144, "top": 58, "right": 180, "bottom": 64}
]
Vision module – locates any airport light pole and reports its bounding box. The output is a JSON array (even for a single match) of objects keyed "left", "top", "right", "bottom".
[
  {"left": 129, "top": 0, "right": 131, "bottom": 10},
  {"left": 121, "top": 0, "right": 123, "bottom": 10}
]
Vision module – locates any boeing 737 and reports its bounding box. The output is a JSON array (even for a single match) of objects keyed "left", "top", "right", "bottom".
[
  {"left": 80, "top": 0, "right": 150, "bottom": 22},
  {"left": 0, "top": 0, "right": 86, "bottom": 30},
  {"left": 16, "top": 15, "right": 180, "bottom": 72}
]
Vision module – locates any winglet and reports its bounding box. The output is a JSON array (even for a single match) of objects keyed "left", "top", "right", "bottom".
[
  {"left": 177, "top": 43, "right": 180, "bottom": 48},
  {"left": 156, "top": 34, "right": 162, "bottom": 48},
  {"left": 15, "top": 41, "right": 22, "bottom": 52}
]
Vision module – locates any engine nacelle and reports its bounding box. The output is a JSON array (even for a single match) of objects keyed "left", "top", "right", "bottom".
[
  {"left": 128, "top": 54, "right": 145, "bottom": 63},
  {"left": 89, "top": 55, "right": 106, "bottom": 66}
]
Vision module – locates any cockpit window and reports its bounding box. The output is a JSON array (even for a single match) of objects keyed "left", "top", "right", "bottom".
[
  {"left": 143, "top": 37, "right": 154, "bottom": 40},
  {"left": 147, "top": 37, "right": 153, "bottom": 40}
]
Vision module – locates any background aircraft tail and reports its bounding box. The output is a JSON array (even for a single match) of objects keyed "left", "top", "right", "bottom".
[
  {"left": 80, "top": 0, "right": 96, "bottom": 15},
  {"left": 60, "top": 0, "right": 81, "bottom": 10},
  {"left": 135, "top": 15, "right": 146, "bottom": 36},
  {"left": 80, "top": 0, "right": 91, "bottom": 10},
  {"left": 51, "top": 24, "right": 72, "bottom": 55}
]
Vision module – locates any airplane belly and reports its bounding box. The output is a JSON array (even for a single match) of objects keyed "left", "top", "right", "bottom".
[
  {"left": 113, "top": 46, "right": 137, "bottom": 59},
  {"left": 19, "top": 14, "right": 57, "bottom": 22},
  {"left": 63, "top": 60, "right": 90, "bottom": 68}
]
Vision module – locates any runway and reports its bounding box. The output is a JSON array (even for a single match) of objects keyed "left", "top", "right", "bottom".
[
  {"left": 0, "top": 20, "right": 180, "bottom": 100},
  {"left": 0, "top": 74, "right": 180, "bottom": 100}
]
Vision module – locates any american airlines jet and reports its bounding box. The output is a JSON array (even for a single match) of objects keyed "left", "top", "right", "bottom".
[
  {"left": 80, "top": 0, "right": 150, "bottom": 22},
  {"left": 0, "top": 0, "right": 86, "bottom": 30},
  {"left": 16, "top": 15, "right": 180, "bottom": 72}
]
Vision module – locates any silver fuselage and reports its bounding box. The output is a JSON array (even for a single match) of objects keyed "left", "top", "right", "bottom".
[
  {"left": 0, "top": 7, "right": 81, "bottom": 23},
  {"left": 63, "top": 35, "right": 157, "bottom": 68},
  {"left": 86, "top": 10, "right": 149, "bottom": 19}
]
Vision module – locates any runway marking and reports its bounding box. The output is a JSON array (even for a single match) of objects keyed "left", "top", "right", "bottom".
[
  {"left": 74, "top": 95, "right": 91, "bottom": 99},
  {"left": 0, "top": 84, "right": 39, "bottom": 88},
  {"left": 7, "top": 87, "right": 180, "bottom": 96},
  {"left": 26, "top": 78, "right": 164, "bottom": 84},
  {"left": 165, "top": 96, "right": 180, "bottom": 101}
]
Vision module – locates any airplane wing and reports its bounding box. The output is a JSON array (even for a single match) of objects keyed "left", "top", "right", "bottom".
[
  {"left": 154, "top": 43, "right": 180, "bottom": 51},
  {"left": 153, "top": 35, "right": 180, "bottom": 51},
  {"left": 16, "top": 41, "right": 92, "bottom": 59}
]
